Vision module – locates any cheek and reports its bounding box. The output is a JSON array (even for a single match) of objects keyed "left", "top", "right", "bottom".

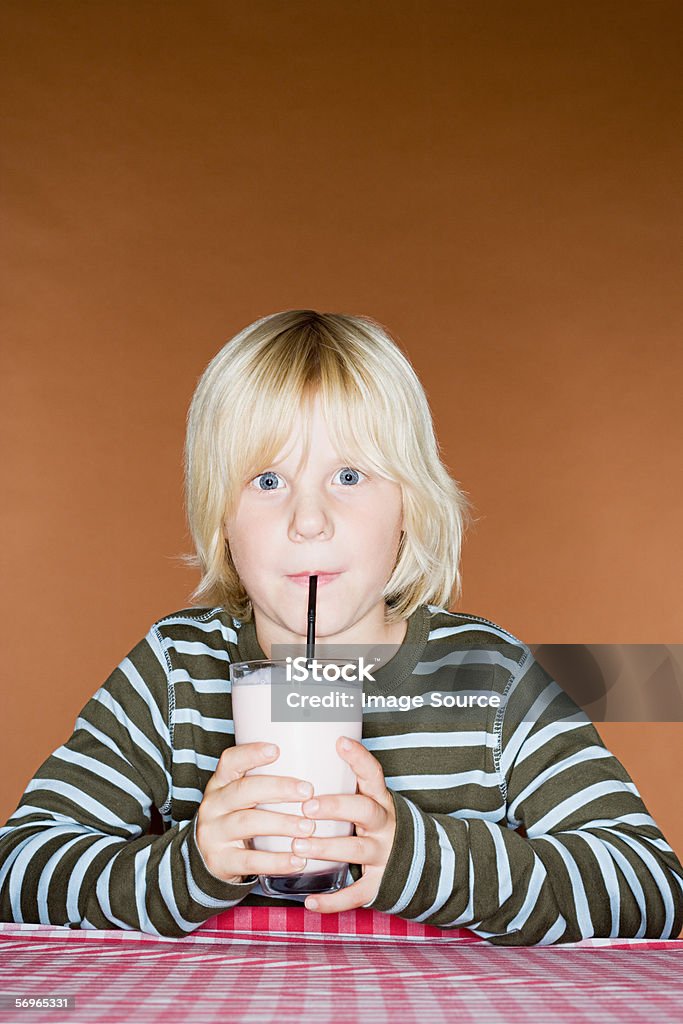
[
  {"left": 361, "top": 493, "right": 403, "bottom": 557},
  {"left": 224, "top": 511, "right": 250, "bottom": 569},
  {"left": 227, "top": 505, "right": 278, "bottom": 573},
  {"left": 379, "top": 486, "right": 403, "bottom": 532}
]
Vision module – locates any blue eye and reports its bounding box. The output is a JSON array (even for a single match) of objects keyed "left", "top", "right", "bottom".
[
  {"left": 335, "top": 467, "right": 363, "bottom": 486},
  {"left": 253, "top": 471, "right": 284, "bottom": 491}
]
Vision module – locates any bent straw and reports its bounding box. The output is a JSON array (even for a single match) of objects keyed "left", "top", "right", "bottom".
[{"left": 306, "top": 575, "right": 318, "bottom": 666}]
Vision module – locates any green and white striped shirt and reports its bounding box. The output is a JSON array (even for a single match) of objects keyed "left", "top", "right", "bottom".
[{"left": 1, "top": 604, "right": 681, "bottom": 944}]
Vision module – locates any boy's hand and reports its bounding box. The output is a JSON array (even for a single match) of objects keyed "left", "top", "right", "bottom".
[
  {"left": 292, "top": 736, "right": 397, "bottom": 912},
  {"left": 195, "top": 742, "right": 316, "bottom": 883}
]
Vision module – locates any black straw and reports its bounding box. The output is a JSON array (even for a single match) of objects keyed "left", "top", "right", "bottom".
[{"left": 306, "top": 575, "right": 318, "bottom": 665}]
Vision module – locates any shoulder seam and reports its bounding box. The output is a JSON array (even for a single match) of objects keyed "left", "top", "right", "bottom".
[
  {"left": 148, "top": 624, "right": 174, "bottom": 818},
  {"left": 493, "top": 645, "right": 533, "bottom": 805}
]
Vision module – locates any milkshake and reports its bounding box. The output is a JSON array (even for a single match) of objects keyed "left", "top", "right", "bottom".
[{"left": 230, "top": 659, "right": 363, "bottom": 896}]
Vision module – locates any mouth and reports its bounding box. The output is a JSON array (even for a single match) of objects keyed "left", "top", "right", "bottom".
[{"left": 285, "top": 571, "right": 345, "bottom": 586}]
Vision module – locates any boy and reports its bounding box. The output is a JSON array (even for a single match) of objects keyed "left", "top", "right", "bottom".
[{"left": 1, "top": 309, "right": 682, "bottom": 943}]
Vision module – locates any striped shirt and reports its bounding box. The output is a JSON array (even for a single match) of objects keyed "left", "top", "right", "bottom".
[{"left": 1, "top": 604, "right": 682, "bottom": 944}]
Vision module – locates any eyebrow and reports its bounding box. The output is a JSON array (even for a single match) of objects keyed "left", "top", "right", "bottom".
[{"left": 258, "top": 456, "right": 364, "bottom": 473}]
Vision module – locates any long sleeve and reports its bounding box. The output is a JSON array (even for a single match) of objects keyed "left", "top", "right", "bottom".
[
  {"left": 362, "top": 647, "right": 683, "bottom": 945},
  {"left": 0, "top": 626, "right": 256, "bottom": 936}
]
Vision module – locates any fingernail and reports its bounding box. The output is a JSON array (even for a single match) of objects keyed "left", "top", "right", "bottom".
[
  {"left": 298, "top": 819, "right": 313, "bottom": 833},
  {"left": 293, "top": 839, "right": 310, "bottom": 853},
  {"left": 340, "top": 736, "right": 352, "bottom": 751},
  {"left": 303, "top": 798, "right": 319, "bottom": 814},
  {"left": 263, "top": 744, "right": 277, "bottom": 757},
  {"left": 298, "top": 782, "right": 313, "bottom": 797},
  {"left": 291, "top": 855, "right": 306, "bottom": 867},
  {"left": 306, "top": 898, "right": 319, "bottom": 910}
]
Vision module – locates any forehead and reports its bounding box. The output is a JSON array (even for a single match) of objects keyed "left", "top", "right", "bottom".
[
  {"left": 222, "top": 380, "right": 402, "bottom": 521},
  {"left": 267, "top": 396, "right": 345, "bottom": 466}
]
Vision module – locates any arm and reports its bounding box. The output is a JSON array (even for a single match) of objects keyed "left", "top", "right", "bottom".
[
  {"left": 361, "top": 649, "right": 683, "bottom": 945},
  {"left": 0, "top": 626, "right": 256, "bottom": 936}
]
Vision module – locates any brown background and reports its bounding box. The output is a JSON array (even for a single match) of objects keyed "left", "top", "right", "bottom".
[{"left": 2, "top": 1, "right": 682, "bottom": 913}]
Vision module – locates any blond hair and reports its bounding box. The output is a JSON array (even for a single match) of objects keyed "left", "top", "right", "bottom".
[{"left": 182, "top": 310, "right": 476, "bottom": 623}]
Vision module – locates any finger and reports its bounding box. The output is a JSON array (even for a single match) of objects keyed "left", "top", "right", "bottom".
[
  {"left": 222, "top": 808, "right": 316, "bottom": 842},
  {"left": 227, "top": 774, "right": 314, "bottom": 811},
  {"left": 291, "top": 834, "right": 382, "bottom": 866},
  {"left": 336, "top": 737, "right": 389, "bottom": 802},
  {"left": 304, "top": 875, "right": 377, "bottom": 914},
  {"left": 301, "top": 793, "right": 385, "bottom": 832},
  {"left": 205, "top": 742, "right": 281, "bottom": 793},
  {"left": 223, "top": 846, "right": 310, "bottom": 878}
]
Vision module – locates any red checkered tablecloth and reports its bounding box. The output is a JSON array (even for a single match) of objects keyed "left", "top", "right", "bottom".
[{"left": 1, "top": 909, "right": 681, "bottom": 1023}]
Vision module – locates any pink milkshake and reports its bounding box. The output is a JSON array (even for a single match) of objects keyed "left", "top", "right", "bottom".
[{"left": 230, "top": 659, "right": 363, "bottom": 895}]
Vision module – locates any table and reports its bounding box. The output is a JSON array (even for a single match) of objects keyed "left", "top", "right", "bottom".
[{"left": 1, "top": 909, "right": 682, "bottom": 1023}]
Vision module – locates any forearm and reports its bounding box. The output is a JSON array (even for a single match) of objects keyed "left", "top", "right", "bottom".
[
  {"left": 362, "top": 790, "right": 566, "bottom": 943},
  {"left": 362, "top": 790, "right": 683, "bottom": 945},
  {"left": 0, "top": 815, "right": 256, "bottom": 937}
]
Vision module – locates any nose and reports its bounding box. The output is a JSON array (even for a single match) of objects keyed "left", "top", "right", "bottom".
[{"left": 288, "top": 489, "right": 334, "bottom": 542}]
